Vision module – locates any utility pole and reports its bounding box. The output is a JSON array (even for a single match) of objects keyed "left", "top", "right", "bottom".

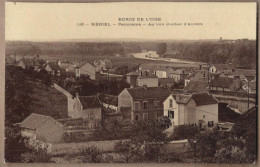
[
  {"left": 247, "top": 80, "right": 249, "bottom": 111},
  {"left": 106, "top": 68, "right": 110, "bottom": 109}
]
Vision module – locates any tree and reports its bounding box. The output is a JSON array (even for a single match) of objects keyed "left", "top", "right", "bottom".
[
  {"left": 114, "top": 140, "right": 133, "bottom": 162},
  {"left": 114, "top": 121, "right": 170, "bottom": 162},
  {"left": 5, "top": 66, "right": 34, "bottom": 126},
  {"left": 157, "top": 116, "right": 172, "bottom": 128},
  {"left": 21, "top": 148, "right": 54, "bottom": 163},
  {"left": 5, "top": 126, "right": 31, "bottom": 162},
  {"left": 79, "top": 146, "right": 102, "bottom": 163},
  {"left": 214, "top": 146, "right": 251, "bottom": 164},
  {"left": 195, "top": 129, "right": 218, "bottom": 161},
  {"left": 171, "top": 125, "right": 199, "bottom": 157},
  {"left": 157, "top": 43, "right": 167, "bottom": 56},
  {"left": 104, "top": 119, "right": 123, "bottom": 138}
]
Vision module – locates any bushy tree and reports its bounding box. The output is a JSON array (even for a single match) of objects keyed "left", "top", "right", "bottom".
[
  {"left": 114, "top": 140, "right": 133, "bottom": 162},
  {"left": 157, "top": 43, "right": 167, "bottom": 56},
  {"left": 79, "top": 146, "right": 102, "bottom": 163},
  {"left": 5, "top": 126, "right": 31, "bottom": 162},
  {"left": 114, "top": 121, "right": 171, "bottom": 162},
  {"left": 21, "top": 148, "right": 53, "bottom": 163},
  {"left": 171, "top": 125, "right": 199, "bottom": 157},
  {"left": 214, "top": 146, "right": 251, "bottom": 164}
]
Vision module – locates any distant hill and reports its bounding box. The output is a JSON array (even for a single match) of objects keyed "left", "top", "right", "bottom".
[{"left": 5, "top": 39, "right": 256, "bottom": 69}]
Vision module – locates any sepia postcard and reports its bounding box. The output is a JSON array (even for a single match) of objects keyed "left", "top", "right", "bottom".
[{"left": 2, "top": 1, "right": 258, "bottom": 165}]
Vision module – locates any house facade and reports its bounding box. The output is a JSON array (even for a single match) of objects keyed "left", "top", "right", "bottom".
[
  {"left": 94, "top": 59, "right": 113, "bottom": 71},
  {"left": 118, "top": 87, "right": 171, "bottom": 123},
  {"left": 209, "top": 64, "right": 232, "bottom": 74},
  {"left": 17, "top": 59, "right": 40, "bottom": 70},
  {"left": 136, "top": 75, "right": 159, "bottom": 87},
  {"left": 20, "top": 113, "right": 64, "bottom": 143},
  {"left": 68, "top": 95, "right": 102, "bottom": 129},
  {"left": 163, "top": 92, "right": 218, "bottom": 129},
  {"left": 75, "top": 62, "right": 96, "bottom": 80},
  {"left": 43, "top": 62, "right": 61, "bottom": 76},
  {"left": 126, "top": 72, "right": 140, "bottom": 88},
  {"left": 169, "top": 69, "right": 188, "bottom": 83},
  {"left": 126, "top": 71, "right": 159, "bottom": 88}
]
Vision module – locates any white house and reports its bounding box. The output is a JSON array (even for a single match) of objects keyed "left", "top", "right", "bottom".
[
  {"left": 155, "top": 70, "right": 167, "bottom": 78},
  {"left": 163, "top": 92, "right": 218, "bottom": 129}
]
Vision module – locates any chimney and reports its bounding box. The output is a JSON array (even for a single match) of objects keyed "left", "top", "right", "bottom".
[
  {"left": 176, "top": 94, "right": 180, "bottom": 102},
  {"left": 76, "top": 92, "right": 79, "bottom": 98}
]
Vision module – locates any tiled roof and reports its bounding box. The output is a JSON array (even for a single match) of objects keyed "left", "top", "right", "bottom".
[
  {"left": 139, "top": 64, "right": 157, "bottom": 71},
  {"left": 158, "top": 78, "right": 175, "bottom": 83},
  {"left": 229, "top": 69, "right": 256, "bottom": 76},
  {"left": 171, "top": 69, "right": 186, "bottom": 75},
  {"left": 19, "top": 59, "right": 40, "bottom": 67},
  {"left": 186, "top": 70, "right": 208, "bottom": 81},
  {"left": 172, "top": 94, "right": 192, "bottom": 104},
  {"left": 191, "top": 92, "right": 218, "bottom": 106},
  {"left": 126, "top": 71, "right": 140, "bottom": 76},
  {"left": 186, "top": 73, "right": 196, "bottom": 80},
  {"left": 78, "top": 96, "right": 101, "bottom": 109},
  {"left": 57, "top": 118, "right": 84, "bottom": 126},
  {"left": 246, "top": 76, "right": 255, "bottom": 82},
  {"left": 45, "top": 62, "right": 60, "bottom": 70},
  {"left": 210, "top": 77, "right": 233, "bottom": 88},
  {"left": 126, "top": 87, "right": 171, "bottom": 100},
  {"left": 213, "top": 64, "right": 232, "bottom": 70},
  {"left": 249, "top": 81, "right": 256, "bottom": 90},
  {"left": 184, "top": 80, "right": 208, "bottom": 93},
  {"left": 138, "top": 73, "right": 158, "bottom": 78},
  {"left": 20, "top": 113, "right": 56, "bottom": 129},
  {"left": 76, "top": 62, "right": 95, "bottom": 69},
  {"left": 97, "top": 93, "right": 118, "bottom": 106},
  {"left": 229, "top": 79, "right": 242, "bottom": 91}
]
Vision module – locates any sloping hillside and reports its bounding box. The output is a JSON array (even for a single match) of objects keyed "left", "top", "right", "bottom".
[{"left": 29, "top": 82, "right": 68, "bottom": 119}]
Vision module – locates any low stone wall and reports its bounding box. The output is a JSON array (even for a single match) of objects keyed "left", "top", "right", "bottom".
[{"left": 49, "top": 139, "right": 124, "bottom": 155}]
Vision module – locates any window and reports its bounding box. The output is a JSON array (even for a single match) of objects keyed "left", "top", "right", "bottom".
[
  {"left": 203, "top": 115, "right": 205, "bottom": 119},
  {"left": 169, "top": 99, "right": 173, "bottom": 108},
  {"left": 143, "top": 101, "right": 148, "bottom": 110},
  {"left": 208, "top": 121, "right": 214, "bottom": 127},
  {"left": 154, "top": 112, "right": 159, "bottom": 119},
  {"left": 143, "top": 113, "right": 148, "bottom": 121},
  {"left": 76, "top": 69, "right": 80, "bottom": 75},
  {"left": 169, "top": 111, "right": 174, "bottom": 118},
  {"left": 135, "top": 115, "right": 139, "bottom": 121},
  {"left": 89, "top": 113, "right": 94, "bottom": 119},
  {"left": 134, "top": 102, "right": 140, "bottom": 111},
  {"left": 154, "top": 101, "right": 159, "bottom": 108}
]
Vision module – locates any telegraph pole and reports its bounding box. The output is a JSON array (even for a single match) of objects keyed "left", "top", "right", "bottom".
[
  {"left": 247, "top": 80, "right": 249, "bottom": 111},
  {"left": 106, "top": 68, "right": 110, "bottom": 108}
]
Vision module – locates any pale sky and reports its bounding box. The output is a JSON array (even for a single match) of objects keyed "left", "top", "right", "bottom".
[{"left": 5, "top": 2, "right": 257, "bottom": 41}]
